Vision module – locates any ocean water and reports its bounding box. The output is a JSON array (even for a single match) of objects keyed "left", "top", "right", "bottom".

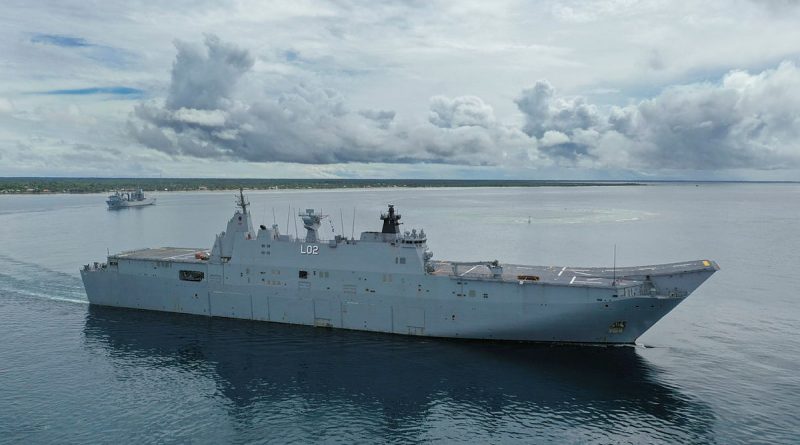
[{"left": 0, "top": 184, "right": 798, "bottom": 444}]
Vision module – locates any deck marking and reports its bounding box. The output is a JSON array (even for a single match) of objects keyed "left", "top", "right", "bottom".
[
  {"left": 558, "top": 267, "right": 566, "bottom": 277},
  {"left": 569, "top": 276, "right": 576, "bottom": 285},
  {"left": 460, "top": 265, "right": 480, "bottom": 276}
]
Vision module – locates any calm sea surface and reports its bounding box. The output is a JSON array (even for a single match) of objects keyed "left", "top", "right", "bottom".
[{"left": 1, "top": 184, "right": 798, "bottom": 444}]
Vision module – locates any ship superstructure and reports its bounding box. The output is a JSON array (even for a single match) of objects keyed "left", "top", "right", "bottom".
[{"left": 82, "top": 190, "right": 718, "bottom": 344}]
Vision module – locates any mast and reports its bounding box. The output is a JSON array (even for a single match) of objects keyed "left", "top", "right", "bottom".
[
  {"left": 236, "top": 187, "right": 249, "bottom": 214},
  {"left": 380, "top": 204, "right": 401, "bottom": 234}
]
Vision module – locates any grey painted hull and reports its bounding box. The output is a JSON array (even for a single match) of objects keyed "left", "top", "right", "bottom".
[
  {"left": 81, "top": 256, "right": 716, "bottom": 344},
  {"left": 81, "top": 199, "right": 718, "bottom": 344},
  {"left": 107, "top": 198, "right": 156, "bottom": 210}
]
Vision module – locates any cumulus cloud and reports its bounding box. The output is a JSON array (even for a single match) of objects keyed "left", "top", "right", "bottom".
[
  {"left": 358, "top": 109, "right": 395, "bottom": 130},
  {"left": 539, "top": 130, "right": 570, "bottom": 147},
  {"left": 515, "top": 80, "right": 602, "bottom": 162},
  {"left": 166, "top": 35, "right": 254, "bottom": 110},
  {"left": 130, "top": 35, "right": 535, "bottom": 166},
  {"left": 129, "top": 35, "right": 800, "bottom": 171},
  {"left": 516, "top": 81, "right": 602, "bottom": 138},
  {"left": 428, "top": 96, "right": 495, "bottom": 128},
  {"left": 614, "top": 61, "right": 800, "bottom": 169},
  {"left": 513, "top": 63, "right": 800, "bottom": 169}
]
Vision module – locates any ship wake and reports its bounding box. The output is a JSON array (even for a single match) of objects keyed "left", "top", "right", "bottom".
[{"left": 0, "top": 254, "right": 87, "bottom": 304}]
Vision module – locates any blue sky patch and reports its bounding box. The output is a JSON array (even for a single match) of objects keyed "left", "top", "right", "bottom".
[
  {"left": 284, "top": 50, "right": 299, "bottom": 62},
  {"left": 42, "top": 87, "right": 144, "bottom": 97},
  {"left": 31, "top": 34, "right": 92, "bottom": 47},
  {"left": 30, "top": 33, "right": 134, "bottom": 68}
]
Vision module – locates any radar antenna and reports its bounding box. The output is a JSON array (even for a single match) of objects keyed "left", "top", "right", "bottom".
[{"left": 299, "top": 209, "right": 328, "bottom": 242}]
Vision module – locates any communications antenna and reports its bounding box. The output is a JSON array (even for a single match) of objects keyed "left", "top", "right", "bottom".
[
  {"left": 351, "top": 208, "right": 356, "bottom": 239},
  {"left": 293, "top": 207, "right": 298, "bottom": 239},
  {"left": 612, "top": 244, "right": 617, "bottom": 286}
]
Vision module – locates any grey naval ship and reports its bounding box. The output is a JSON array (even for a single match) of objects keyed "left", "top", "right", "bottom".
[
  {"left": 82, "top": 190, "right": 718, "bottom": 344},
  {"left": 106, "top": 189, "right": 156, "bottom": 210}
]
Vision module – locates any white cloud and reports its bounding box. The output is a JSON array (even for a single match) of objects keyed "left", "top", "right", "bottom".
[
  {"left": 429, "top": 96, "right": 495, "bottom": 129},
  {"left": 517, "top": 61, "right": 800, "bottom": 169},
  {"left": 2, "top": 1, "right": 800, "bottom": 178},
  {"left": 172, "top": 108, "right": 227, "bottom": 127},
  {"left": 540, "top": 130, "right": 570, "bottom": 147},
  {"left": 618, "top": 61, "right": 800, "bottom": 169},
  {"left": 127, "top": 35, "right": 800, "bottom": 172},
  {"left": 129, "top": 36, "right": 539, "bottom": 166}
]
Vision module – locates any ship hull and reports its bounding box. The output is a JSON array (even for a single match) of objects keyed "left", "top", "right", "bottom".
[
  {"left": 107, "top": 198, "right": 156, "bottom": 210},
  {"left": 81, "top": 260, "right": 715, "bottom": 344}
]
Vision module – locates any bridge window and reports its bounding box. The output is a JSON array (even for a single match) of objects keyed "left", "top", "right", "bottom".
[{"left": 179, "top": 270, "right": 204, "bottom": 282}]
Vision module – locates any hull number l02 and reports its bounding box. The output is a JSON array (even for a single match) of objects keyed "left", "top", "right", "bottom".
[{"left": 300, "top": 245, "right": 320, "bottom": 255}]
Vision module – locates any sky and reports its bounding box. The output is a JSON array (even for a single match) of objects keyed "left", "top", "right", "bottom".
[{"left": 1, "top": 0, "right": 800, "bottom": 180}]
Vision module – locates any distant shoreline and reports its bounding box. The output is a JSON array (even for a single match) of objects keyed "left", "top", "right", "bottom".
[
  {"left": 0, "top": 177, "right": 796, "bottom": 195},
  {"left": 0, "top": 178, "right": 647, "bottom": 195}
]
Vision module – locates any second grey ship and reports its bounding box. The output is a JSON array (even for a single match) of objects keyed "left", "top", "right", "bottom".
[
  {"left": 82, "top": 191, "right": 718, "bottom": 344},
  {"left": 106, "top": 189, "right": 155, "bottom": 210}
]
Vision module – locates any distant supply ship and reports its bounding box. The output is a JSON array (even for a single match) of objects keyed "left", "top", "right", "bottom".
[
  {"left": 106, "top": 189, "right": 155, "bottom": 210},
  {"left": 82, "top": 190, "right": 718, "bottom": 344}
]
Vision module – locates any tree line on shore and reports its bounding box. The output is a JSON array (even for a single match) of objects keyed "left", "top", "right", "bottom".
[{"left": 0, "top": 178, "right": 640, "bottom": 194}]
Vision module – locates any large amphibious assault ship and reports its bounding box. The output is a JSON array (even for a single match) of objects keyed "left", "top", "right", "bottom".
[{"left": 82, "top": 191, "right": 718, "bottom": 344}]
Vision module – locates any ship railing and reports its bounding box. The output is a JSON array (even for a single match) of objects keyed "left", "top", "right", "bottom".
[
  {"left": 84, "top": 262, "right": 107, "bottom": 271},
  {"left": 636, "top": 282, "right": 687, "bottom": 298},
  {"left": 283, "top": 235, "right": 353, "bottom": 244},
  {"left": 666, "top": 289, "right": 689, "bottom": 298},
  {"left": 443, "top": 261, "right": 505, "bottom": 280}
]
